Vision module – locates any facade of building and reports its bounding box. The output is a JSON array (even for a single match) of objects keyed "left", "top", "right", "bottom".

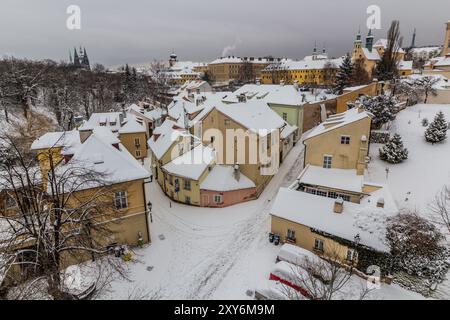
[
  {"left": 261, "top": 49, "right": 342, "bottom": 86},
  {"left": 303, "top": 107, "right": 372, "bottom": 175},
  {"left": 351, "top": 30, "right": 413, "bottom": 78},
  {"left": 207, "top": 56, "right": 283, "bottom": 83}
]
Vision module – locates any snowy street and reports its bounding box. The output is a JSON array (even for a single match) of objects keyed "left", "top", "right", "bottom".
[{"left": 104, "top": 142, "right": 306, "bottom": 299}]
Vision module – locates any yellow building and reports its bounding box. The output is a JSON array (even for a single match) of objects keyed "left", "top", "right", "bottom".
[
  {"left": 119, "top": 117, "right": 148, "bottom": 161},
  {"left": 199, "top": 101, "right": 285, "bottom": 196},
  {"left": 80, "top": 111, "right": 149, "bottom": 161},
  {"left": 270, "top": 185, "right": 395, "bottom": 276},
  {"left": 303, "top": 106, "right": 372, "bottom": 175},
  {"left": 261, "top": 52, "right": 342, "bottom": 86},
  {"left": 207, "top": 56, "right": 281, "bottom": 83},
  {"left": 25, "top": 128, "right": 152, "bottom": 270},
  {"left": 351, "top": 30, "right": 413, "bottom": 78}
]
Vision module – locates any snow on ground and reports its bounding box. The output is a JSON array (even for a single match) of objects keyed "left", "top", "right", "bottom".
[
  {"left": 102, "top": 142, "right": 306, "bottom": 300},
  {"left": 365, "top": 104, "right": 450, "bottom": 218},
  {"left": 100, "top": 105, "right": 450, "bottom": 300},
  {"left": 365, "top": 103, "right": 450, "bottom": 299}
]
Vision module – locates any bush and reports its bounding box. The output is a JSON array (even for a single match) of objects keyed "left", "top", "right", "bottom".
[{"left": 379, "top": 133, "right": 408, "bottom": 164}]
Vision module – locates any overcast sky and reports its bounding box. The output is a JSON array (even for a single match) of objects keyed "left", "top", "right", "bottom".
[{"left": 0, "top": 0, "right": 449, "bottom": 66}]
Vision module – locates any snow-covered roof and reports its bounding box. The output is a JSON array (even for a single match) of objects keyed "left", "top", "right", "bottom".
[
  {"left": 214, "top": 100, "right": 285, "bottom": 137},
  {"left": 148, "top": 119, "right": 191, "bottom": 160},
  {"left": 298, "top": 165, "right": 365, "bottom": 193},
  {"left": 264, "top": 57, "right": 343, "bottom": 71},
  {"left": 403, "top": 74, "right": 450, "bottom": 90},
  {"left": 209, "top": 56, "right": 281, "bottom": 65},
  {"left": 80, "top": 112, "right": 123, "bottom": 132},
  {"left": 271, "top": 186, "right": 398, "bottom": 252},
  {"left": 31, "top": 130, "right": 81, "bottom": 151},
  {"left": 373, "top": 39, "right": 405, "bottom": 53},
  {"left": 119, "top": 115, "right": 146, "bottom": 134},
  {"left": 200, "top": 165, "right": 255, "bottom": 191},
  {"left": 305, "top": 107, "right": 371, "bottom": 140},
  {"left": 223, "top": 84, "right": 335, "bottom": 106},
  {"left": 53, "top": 134, "right": 150, "bottom": 192},
  {"left": 280, "top": 123, "right": 298, "bottom": 139},
  {"left": 92, "top": 126, "right": 120, "bottom": 145},
  {"left": 398, "top": 60, "right": 413, "bottom": 71},
  {"left": 362, "top": 48, "right": 381, "bottom": 61},
  {"left": 162, "top": 144, "right": 215, "bottom": 180}
]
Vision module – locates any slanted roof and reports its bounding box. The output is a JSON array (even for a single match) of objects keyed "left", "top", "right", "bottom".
[
  {"left": 280, "top": 123, "right": 297, "bottom": 139},
  {"left": 53, "top": 134, "right": 149, "bottom": 192},
  {"left": 304, "top": 107, "right": 371, "bottom": 140},
  {"left": 31, "top": 130, "right": 81, "bottom": 151},
  {"left": 298, "top": 164, "right": 364, "bottom": 193},
  {"left": 119, "top": 115, "right": 146, "bottom": 134},
  {"left": 147, "top": 119, "right": 191, "bottom": 160},
  {"left": 374, "top": 39, "right": 405, "bottom": 53},
  {"left": 162, "top": 144, "right": 215, "bottom": 180},
  {"left": 271, "top": 187, "right": 398, "bottom": 252},
  {"left": 92, "top": 126, "right": 120, "bottom": 145},
  {"left": 362, "top": 48, "right": 381, "bottom": 61},
  {"left": 200, "top": 165, "right": 255, "bottom": 191},
  {"left": 398, "top": 60, "right": 413, "bottom": 71},
  {"left": 215, "top": 100, "right": 285, "bottom": 137}
]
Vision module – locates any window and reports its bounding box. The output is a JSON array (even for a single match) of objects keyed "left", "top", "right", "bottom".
[
  {"left": 282, "top": 112, "right": 288, "bottom": 121},
  {"left": 134, "top": 138, "right": 141, "bottom": 146},
  {"left": 185, "top": 196, "right": 191, "bottom": 204},
  {"left": 114, "top": 191, "right": 128, "bottom": 210},
  {"left": 184, "top": 179, "right": 191, "bottom": 190},
  {"left": 135, "top": 150, "right": 141, "bottom": 157},
  {"left": 323, "top": 155, "right": 332, "bottom": 169},
  {"left": 340, "top": 136, "right": 351, "bottom": 145},
  {"left": 287, "top": 229, "right": 296, "bottom": 240},
  {"left": 210, "top": 136, "right": 215, "bottom": 144},
  {"left": 339, "top": 194, "right": 351, "bottom": 202},
  {"left": 305, "top": 187, "right": 317, "bottom": 195},
  {"left": 214, "top": 195, "right": 222, "bottom": 203},
  {"left": 4, "top": 195, "right": 17, "bottom": 208},
  {"left": 314, "top": 238, "right": 324, "bottom": 252},
  {"left": 346, "top": 249, "right": 356, "bottom": 261},
  {"left": 328, "top": 191, "right": 338, "bottom": 199},
  {"left": 224, "top": 119, "right": 231, "bottom": 126},
  {"left": 316, "top": 190, "right": 327, "bottom": 197}
]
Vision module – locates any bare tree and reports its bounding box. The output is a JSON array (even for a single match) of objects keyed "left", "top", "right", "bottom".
[
  {"left": 237, "top": 62, "right": 256, "bottom": 84},
  {"left": 0, "top": 134, "right": 129, "bottom": 299},
  {"left": 375, "top": 20, "right": 403, "bottom": 81},
  {"left": 431, "top": 186, "right": 450, "bottom": 236},
  {"left": 277, "top": 249, "right": 372, "bottom": 300}
]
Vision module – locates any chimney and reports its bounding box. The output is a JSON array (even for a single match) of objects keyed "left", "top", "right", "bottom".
[
  {"left": 233, "top": 164, "right": 240, "bottom": 182},
  {"left": 376, "top": 198, "right": 385, "bottom": 208},
  {"left": 333, "top": 198, "right": 344, "bottom": 214}
]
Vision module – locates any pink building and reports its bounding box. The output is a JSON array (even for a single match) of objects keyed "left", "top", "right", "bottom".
[{"left": 200, "top": 165, "right": 256, "bottom": 207}]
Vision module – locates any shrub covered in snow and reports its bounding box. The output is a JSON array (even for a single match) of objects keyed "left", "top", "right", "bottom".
[
  {"left": 361, "top": 95, "right": 397, "bottom": 129},
  {"left": 370, "top": 130, "right": 390, "bottom": 144},
  {"left": 386, "top": 212, "right": 449, "bottom": 296},
  {"left": 379, "top": 134, "right": 408, "bottom": 164},
  {"left": 425, "top": 111, "right": 448, "bottom": 144}
]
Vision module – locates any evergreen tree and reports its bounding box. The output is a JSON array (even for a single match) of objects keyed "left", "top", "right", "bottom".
[
  {"left": 425, "top": 111, "right": 448, "bottom": 144},
  {"left": 379, "top": 133, "right": 408, "bottom": 163},
  {"left": 361, "top": 94, "right": 396, "bottom": 129},
  {"left": 333, "top": 54, "right": 353, "bottom": 94}
]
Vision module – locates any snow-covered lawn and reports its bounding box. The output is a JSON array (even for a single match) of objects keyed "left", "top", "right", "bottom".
[
  {"left": 365, "top": 104, "right": 450, "bottom": 218},
  {"left": 365, "top": 103, "right": 450, "bottom": 299}
]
